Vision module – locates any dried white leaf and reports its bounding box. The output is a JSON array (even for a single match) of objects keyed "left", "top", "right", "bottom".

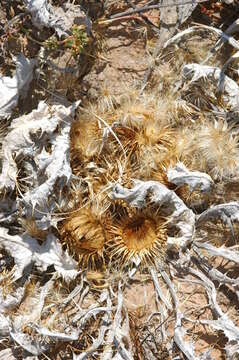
[
  {"left": 0, "top": 199, "right": 17, "bottom": 224},
  {"left": 22, "top": 120, "right": 72, "bottom": 209},
  {"left": 225, "top": 342, "right": 239, "bottom": 359},
  {"left": 188, "top": 267, "right": 239, "bottom": 347},
  {"left": 224, "top": 17, "right": 239, "bottom": 36},
  {"left": 215, "top": 51, "right": 239, "bottom": 97},
  {"left": 13, "top": 279, "right": 54, "bottom": 330},
  {"left": 0, "top": 287, "right": 25, "bottom": 313},
  {"left": 111, "top": 284, "right": 134, "bottom": 360},
  {"left": 34, "top": 234, "right": 78, "bottom": 281},
  {"left": 0, "top": 55, "right": 36, "bottom": 119},
  {"left": 174, "top": 313, "right": 199, "bottom": 360},
  {"left": 73, "top": 313, "right": 108, "bottom": 360},
  {"left": 163, "top": 25, "right": 239, "bottom": 106},
  {"left": 198, "top": 350, "right": 213, "bottom": 360},
  {"left": 76, "top": 324, "right": 107, "bottom": 360},
  {"left": 0, "top": 348, "right": 17, "bottom": 360},
  {"left": 177, "top": 3, "right": 197, "bottom": 25},
  {"left": 167, "top": 162, "right": 213, "bottom": 192},
  {"left": 163, "top": 25, "right": 239, "bottom": 51},
  {"left": 111, "top": 180, "right": 195, "bottom": 249},
  {"left": 61, "top": 282, "right": 84, "bottom": 307},
  {"left": 151, "top": 268, "right": 172, "bottom": 310},
  {"left": 0, "top": 100, "right": 79, "bottom": 211},
  {"left": 194, "top": 241, "right": 239, "bottom": 264},
  {"left": 207, "top": 267, "right": 239, "bottom": 287},
  {"left": 183, "top": 63, "right": 239, "bottom": 108},
  {"left": 158, "top": 268, "right": 198, "bottom": 360},
  {"left": 0, "top": 228, "right": 78, "bottom": 281},
  {"left": 0, "top": 314, "right": 10, "bottom": 336},
  {"left": 33, "top": 325, "right": 79, "bottom": 341},
  {"left": 189, "top": 267, "right": 224, "bottom": 317},
  {"left": 99, "top": 290, "right": 114, "bottom": 360},
  {"left": 10, "top": 329, "right": 48, "bottom": 355},
  {"left": 199, "top": 318, "right": 239, "bottom": 343},
  {"left": 197, "top": 202, "right": 239, "bottom": 225},
  {"left": 23, "top": 0, "right": 88, "bottom": 37},
  {"left": 163, "top": 26, "right": 199, "bottom": 48},
  {"left": 193, "top": 249, "right": 239, "bottom": 287},
  {"left": 73, "top": 305, "right": 113, "bottom": 325},
  {"left": 0, "top": 228, "right": 36, "bottom": 280}
]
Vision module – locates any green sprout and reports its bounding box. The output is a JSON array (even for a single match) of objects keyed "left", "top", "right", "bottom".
[
  {"left": 66, "top": 25, "right": 89, "bottom": 56},
  {"left": 44, "top": 35, "right": 59, "bottom": 50},
  {"left": 44, "top": 25, "right": 89, "bottom": 56}
]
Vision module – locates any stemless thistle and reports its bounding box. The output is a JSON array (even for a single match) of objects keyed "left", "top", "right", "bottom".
[
  {"left": 109, "top": 208, "right": 168, "bottom": 267},
  {"left": 60, "top": 205, "right": 110, "bottom": 268}
]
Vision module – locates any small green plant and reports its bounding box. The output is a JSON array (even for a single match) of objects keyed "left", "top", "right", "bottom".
[
  {"left": 44, "top": 35, "right": 59, "bottom": 50},
  {"left": 65, "top": 25, "right": 89, "bottom": 56},
  {"left": 44, "top": 25, "right": 89, "bottom": 56}
]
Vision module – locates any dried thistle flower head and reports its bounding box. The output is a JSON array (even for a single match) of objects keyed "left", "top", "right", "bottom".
[
  {"left": 97, "top": 83, "right": 118, "bottom": 112},
  {"left": 152, "top": 62, "right": 176, "bottom": 90},
  {"left": 114, "top": 119, "right": 175, "bottom": 178},
  {"left": 70, "top": 112, "right": 103, "bottom": 163},
  {"left": 174, "top": 127, "right": 196, "bottom": 165},
  {"left": 60, "top": 202, "right": 110, "bottom": 269},
  {"left": 119, "top": 103, "right": 153, "bottom": 124},
  {"left": 174, "top": 120, "right": 239, "bottom": 181},
  {"left": 108, "top": 207, "right": 168, "bottom": 268},
  {"left": 194, "top": 120, "right": 239, "bottom": 180},
  {"left": 116, "top": 91, "right": 170, "bottom": 126}
]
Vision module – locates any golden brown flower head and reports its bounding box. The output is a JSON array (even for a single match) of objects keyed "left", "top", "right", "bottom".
[
  {"left": 175, "top": 120, "right": 239, "bottom": 180},
  {"left": 70, "top": 113, "right": 103, "bottom": 164},
  {"left": 108, "top": 208, "right": 168, "bottom": 268},
  {"left": 114, "top": 120, "right": 175, "bottom": 178},
  {"left": 60, "top": 204, "right": 110, "bottom": 269},
  {"left": 195, "top": 120, "right": 239, "bottom": 180}
]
